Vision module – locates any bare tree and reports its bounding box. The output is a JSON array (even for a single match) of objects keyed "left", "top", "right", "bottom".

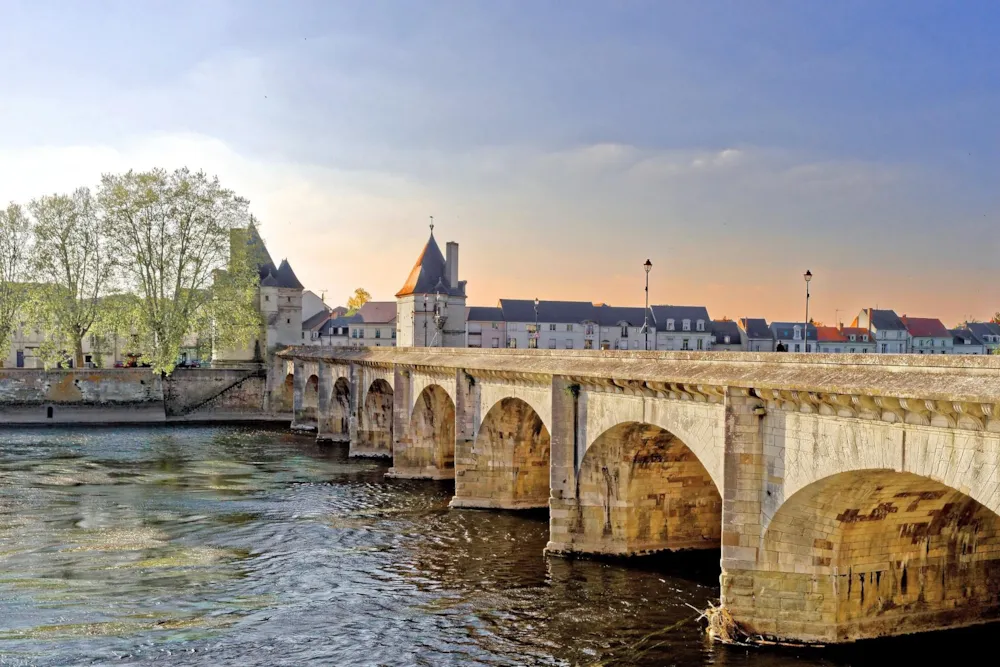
[
  {"left": 0, "top": 203, "right": 32, "bottom": 364},
  {"left": 28, "top": 188, "right": 116, "bottom": 367},
  {"left": 98, "top": 168, "right": 258, "bottom": 374}
]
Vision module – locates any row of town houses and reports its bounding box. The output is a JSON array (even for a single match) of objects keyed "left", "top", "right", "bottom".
[
  {"left": 295, "top": 227, "right": 1000, "bottom": 356},
  {"left": 303, "top": 300, "right": 1000, "bottom": 355}
]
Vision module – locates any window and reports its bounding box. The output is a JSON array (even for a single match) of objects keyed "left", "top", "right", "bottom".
[
  {"left": 682, "top": 339, "right": 690, "bottom": 350},
  {"left": 375, "top": 329, "right": 381, "bottom": 338},
  {"left": 301, "top": 332, "right": 305, "bottom": 339},
  {"left": 666, "top": 319, "right": 675, "bottom": 331},
  {"left": 548, "top": 338, "right": 556, "bottom": 349},
  {"left": 849, "top": 334, "right": 855, "bottom": 341},
  {"left": 632, "top": 340, "right": 639, "bottom": 349},
  {"left": 528, "top": 338, "right": 537, "bottom": 349},
  {"left": 863, "top": 335, "right": 868, "bottom": 342},
  {"left": 682, "top": 319, "right": 691, "bottom": 331},
  {"left": 287, "top": 297, "right": 291, "bottom": 303},
  {"left": 508, "top": 338, "right": 518, "bottom": 348},
  {"left": 724, "top": 335, "right": 731, "bottom": 344},
  {"left": 850, "top": 347, "right": 856, "bottom": 353},
  {"left": 392, "top": 329, "right": 396, "bottom": 339},
  {"left": 265, "top": 295, "right": 269, "bottom": 302},
  {"left": 696, "top": 320, "right": 705, "bottom": 332},
  {"left": 620, "top": 325, "right": 629, "bottom": 338},
  {"left": 618, "top": 340, "right": 629, "bottom": 350},
  {"left": 793, "top": 326, "right": 801, "bottom": 340},
  {"left": 697, "top": 339, "right": 704, "bottom": 350},
  {"left": 566, "top": 324, "right": 573, "bottom": 332},
  {"left": 549, "top": 324, "right": 556, "bottom": 331},
  {"left": 286, "top": 318, "right": 291, "bottom": 325},
  {"left": 492, "top": 322, "right": 499, "bottom": 329},
  {"left": 584, "top": 339, "right": 593, "bottom": 350},
  {"left": 881, "top": 343, "right": 887, "bottom": 353},
  {"left": 526, "top": 324, "right": 537, "bottom": 334},
  {"left": 794, "top": 343, "right": 801, "bottom": 352},
  {"left": 565, "top": 339, "right": 574, "bottom": 349},
  {"left": 585, "top": 324, "right": 595, "bottom": 335},
  {"left": 492, "top": 337, "right": 500, "bottom": 348}
]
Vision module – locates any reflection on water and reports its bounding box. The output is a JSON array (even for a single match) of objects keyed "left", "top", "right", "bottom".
[{"left": 0, "top": 425, "right": 990, "bottom": 665}]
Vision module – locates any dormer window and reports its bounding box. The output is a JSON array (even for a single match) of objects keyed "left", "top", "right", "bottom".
[
  {"left": 793, "top": 326, "right": 802, "bottom": 340},
  {"left": 682, "top": 319, "right": 691, "bottom": 331},
  {"left": 849, "top": 334, "right": 855, "bottom": 341},
  {"left": 696, "top": 320, "right": 705, "bottom": 332},
  {"left": 667, "top": 319, "right": 675, "bottom": 331},
  {"left": 724, "top": 335, "right": 731, "bottom": 344}
]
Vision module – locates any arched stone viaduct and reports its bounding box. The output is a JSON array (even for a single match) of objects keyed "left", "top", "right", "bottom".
[{"left": 271, "top": 347, "right": 1000, "bottom": 645}]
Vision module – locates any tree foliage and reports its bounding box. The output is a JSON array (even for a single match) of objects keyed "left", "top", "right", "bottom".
[
  {"left": 0, "top": 203, "right": 32, "bottom": 361},
  {"left": 347, "top": 287, "right": 371, "bottom": 313},
  {"left": 98, "top": 168, "right": 258, "bottom": 374},
  {"left": 27, "top": 188, "right": 116, "bottom": 368}
]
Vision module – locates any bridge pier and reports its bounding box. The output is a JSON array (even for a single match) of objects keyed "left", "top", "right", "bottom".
[
  {"left": 290, "top": 360, "right": 318, "bottom": 431},
  {"left": 350, "top": 365, "right": 394, "bottom": 458},
  {"left": 386, "top": 368, "right": 456, "bottom": 479}
]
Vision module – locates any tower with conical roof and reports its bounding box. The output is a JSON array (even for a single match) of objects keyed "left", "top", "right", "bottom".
[
  {"left": 215, "top": 223, "right": 305, "bottom": 362},
  {"left": 395, "top": 220, "right": 467, "bottom": 347}
]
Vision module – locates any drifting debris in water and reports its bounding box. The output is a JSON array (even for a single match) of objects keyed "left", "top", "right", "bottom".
[{"left": 702, "top": 600, "right": 825, "bottom": 648}]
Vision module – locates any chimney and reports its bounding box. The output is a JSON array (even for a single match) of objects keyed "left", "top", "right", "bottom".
[{"left": 446, "top": 242, "right": 459, "bottom": 289}]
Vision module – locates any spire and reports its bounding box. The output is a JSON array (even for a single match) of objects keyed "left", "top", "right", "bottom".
[
  {"left": 429, "top": 215, "right": 434, "bottom": 236},
  {"left": 396, "top": 227, "right": 448, "bottom": 298}
]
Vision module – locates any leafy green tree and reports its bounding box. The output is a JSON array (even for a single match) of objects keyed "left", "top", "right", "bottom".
[
  {"left": 0, "top": 203, "right": 32, "bottom": 363},
  {"left": 27, "top": 188, "right": 116, "bottom": 368},
  {"left": 98, "top": 168, "right": 258, "bottom": 374}
]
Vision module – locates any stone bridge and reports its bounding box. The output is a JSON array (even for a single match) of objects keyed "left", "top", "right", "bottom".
[{"left": 272, "top": 346, "right": 1000, "bottom": 645}]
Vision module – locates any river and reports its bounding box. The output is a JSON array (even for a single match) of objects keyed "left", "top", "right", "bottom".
[{"left": 0, "top": 425, "right": 986, "bottom": 665}]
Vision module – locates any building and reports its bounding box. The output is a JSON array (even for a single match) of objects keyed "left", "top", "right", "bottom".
[
  {"left": 739, "top": 318, "right": 773, "bottom": 352},
  {"left": 216, "top": 225, "right": 305, "bottom": 363},
  {"left": 651, "top": 305, "right": 712, "bottom": 351},
  {"left": 814, "top": 326, "right": 847, "bottom": 353},
  {"left": 350, "top": 302, "right": 397, "bottom": 347},
  {"left": 838, "top": 326, "right": 876, "bottom": 353},
  {"left": 770, "top": 322, "right": 817, "bottom": 353},
  {"left": 492, "top": 300, "right": 597, "bottom": 350},
  {"left": 466, "top": 306, "right": 506, "bottom": 349},
  {"left": 965, "top": 322, "right": 1000, "bottom": 354},
  {"left": 853, "top": 309, "right": 909, "bottom": 354},
  {"left": 395, "top": 227, "right": 467, "bottom": 348},
  {"left": 900, "top": 316, "right": 953, "bottom": 354},
  {"left": 710, "top": 320, "right": 743, "bottom": 351},
  {"left": 950, "top": 328, "right": 987, "bottom": 355},
  {"left": 598, "top": 306, "right": 652, "bottom": 351}
]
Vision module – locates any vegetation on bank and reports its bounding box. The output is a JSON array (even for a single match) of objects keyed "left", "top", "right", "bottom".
[{"left": 0, "top": 168, "right": 260, "bottom": 374}]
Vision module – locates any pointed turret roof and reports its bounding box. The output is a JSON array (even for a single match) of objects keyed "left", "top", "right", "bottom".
[
  {"left": 260, "top": 269, "right": 280, "bottom": 287},
  {"left": 275, "top": 259, "right": 303, "bottom": 290},
  {"left": 396, "top": 231, "right": 463, "bottom": 297}
]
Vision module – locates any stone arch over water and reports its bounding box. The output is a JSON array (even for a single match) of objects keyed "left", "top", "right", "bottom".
[
  {"left": 390, "top": 384, "right": 456, "bottom": 480},
  {"left": 356, "top": 378, "right": 394, "bottom": 457}
]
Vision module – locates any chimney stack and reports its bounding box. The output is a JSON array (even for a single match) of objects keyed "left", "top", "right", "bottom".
[{"left": 446, "top": 242, "right": 459, "bottom": 289}]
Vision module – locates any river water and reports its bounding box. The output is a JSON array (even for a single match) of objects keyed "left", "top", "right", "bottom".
[{"left": 0, "top": 425, "right": 987, "bottom": 666}]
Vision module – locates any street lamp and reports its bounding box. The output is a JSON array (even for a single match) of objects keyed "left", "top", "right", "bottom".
[
  {"left": 643, "top": 259, "right": 652, "bottom": 350},
  {"left": 804, "top": 270, "right": 813, "bottom": 353},
  {"left": 423, "top": 294, "right": 428, "bottom": 347},
  {"left": 533, "top": 297, "right": 539, "bottom": 349}
]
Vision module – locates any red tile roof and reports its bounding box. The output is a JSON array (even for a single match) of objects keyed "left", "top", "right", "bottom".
[
  {"left": 815, "top": 326, "right": 847, "bottom": 343},
  {"left": 839, "top": 327, "right": 872, "bottom": 342},
  {"left": 900, "top": 316, "right": 950, "bottom": 338}
]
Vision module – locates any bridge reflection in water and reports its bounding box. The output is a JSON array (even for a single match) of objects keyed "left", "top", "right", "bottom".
[{"left": 276, "top": 346, "right": 1000, "bottom": 645}]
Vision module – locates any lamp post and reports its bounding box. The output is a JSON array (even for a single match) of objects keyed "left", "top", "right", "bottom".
[
  {"left": 804, "top": 270, "right": 812, "bottom": 353},
  {"left": 533, "top": 297, "right": 539, "bottom": 350},
  {"left": 643, "top": 259, "right": 652, "bottom": 350},
  {"left": 423, "top": 295, "right": 428, "bottom": 347}
]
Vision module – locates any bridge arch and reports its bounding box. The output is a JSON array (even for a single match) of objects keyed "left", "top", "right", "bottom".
[
  {"left": 318, "top": 376, "right": 351, "bottom": 442},
  {"left": 390, "top": 384, "right": 456, "bottom": 479},
  {"left": 272, "top": 372, "right": 295, "bottom": 415},
  {"left": 356, "top": 378, "right": 394, "bottom": 457},
  {"left": 569, "top": 421, "right": 721, "bottom": 556},
  {"left": 750, "top": 469, "right": 1000, "bottom": 643},
  {"left": 452, "top": 397, "right": 550, "bottom": 509}
]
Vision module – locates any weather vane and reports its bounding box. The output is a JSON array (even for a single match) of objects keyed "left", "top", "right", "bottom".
[{"left": 429, "top": 215, "right": 434, "bottom": 234}]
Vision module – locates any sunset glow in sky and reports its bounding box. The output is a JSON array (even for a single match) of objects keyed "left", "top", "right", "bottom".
[{"left": 2, "top": 1, "right": 998, "bottom": 324}]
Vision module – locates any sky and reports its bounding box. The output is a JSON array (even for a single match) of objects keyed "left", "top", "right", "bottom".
[{"left": 1, "top": 0, "right": 998, "bottom": 325}]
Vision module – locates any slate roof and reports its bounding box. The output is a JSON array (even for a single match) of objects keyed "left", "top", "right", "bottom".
[
  {"left": 710, "top": 320, "right": 742, "bottom": 344},
  {"left": 274, "top": 259, "right": 303, "bottom": 290},
  {"left": 396, "top": 232, "right": 466, "bottom": 298},
  {"left": 240, "top": 225, "right": 304, "bottom": 289},
  {"left": 598, "top": 306, "right": 649, "bottom": 327},
  {"left": 302, "top": 310, "right": 332, "bottom": 331},
  {"left": 900, "top": 316, "right": 950, "bottom": 339},
  {"left": 319, "top": 313, "right": 363, "bottom": 336},
  {"left": 739, "top": 318, "right": 773, "bottom": 340},
  {"left": 357, "top": 301, "right": 397, "bottom": 324},
  {"left": 859, "top": 309, "right": 907, "bottom": 331},
  {"left": 770, "top": 322, "right": 818, "bottom": 341},
  {"left": 649, "top": 305, "right": 710, "bottom": 327},
  {"left": 951, "top": 327, "right": 984, "bottom": 346},
  {"left": 966, "top": 322, "right": 1000, "bottom": 340},
  {"left": 499, "top": 299, "right": 600, "bottom": 324},
  {"left": 466, "top": 306, "right": 504, "bottom": 322}
]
